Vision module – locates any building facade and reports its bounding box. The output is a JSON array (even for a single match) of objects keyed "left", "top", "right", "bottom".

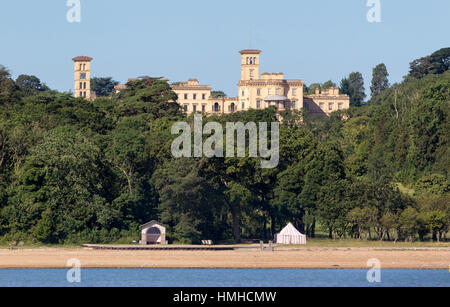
[
  {"left": 304, "top": 87, "right": 351, "bottom": 116},
  {"left": 72, "top": 56, "right": 96, "bottom": 100},
  {"left": 110, "top": 49, "right": 350, "bottom": 116}
]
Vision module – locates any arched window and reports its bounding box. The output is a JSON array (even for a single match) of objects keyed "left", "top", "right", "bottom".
[
  {"left": 246, "top": 57, "right": 249, "bottom": 65},
  {"left": 83, "top": 82, "right": 86, "bottom": 89},
  {"left": 230, "top": 103, "right": 235, "bottom": 112},
  {"left": 254, "top": 57, "right": 257, "bottom": 64},
  {"left": 79, "top": 82, "right": 82, "bottom": 89},
  {"left": 214, "top": 103, "right": 220, "bottom": 112}
]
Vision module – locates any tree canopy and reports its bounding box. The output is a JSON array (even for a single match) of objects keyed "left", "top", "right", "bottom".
[{"left": 0, "top": 48, "right": 448, "bottom": 245}]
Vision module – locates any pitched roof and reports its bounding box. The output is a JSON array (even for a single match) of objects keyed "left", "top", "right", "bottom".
[
  {"left": 279, "top": 223, "right": 305, "bottom": 236},
  {"left": 141, "top": 220, "right": 166, "bottom": 229},
  {"left": 239, "top": 49, "right": 262, "bottom": 55},
  {"left": 72, "top": 56, "right": 93, "bottom": 62}
]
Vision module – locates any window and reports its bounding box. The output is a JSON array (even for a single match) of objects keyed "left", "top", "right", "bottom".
[
  {"left": 193, "top": 94, "right": 197, "bottom": 100},
  {"left": 329, "top": 103, "right": 333, "bottom": 111},
  {"left": 292, "top": 101, "right": 296, "bottom": 108},
  {"left": 80, "top": 73, "right": 86, "bottom": 79},
  {"left": 83, "top": 92, "right": 87, "bottom": 97},
  {"left": 202, "top": 94, "right": 206, "bottom": 100},
  {"left": 246, "top": 57, "right": 249, "bottom": 64},
  {"left": 193, "top": 105, "right": 197, "bottom": 112},
  {"left": 241, "top": 90, "right": 245, "bottom": 96},
  {"left": 250, "top": 70, "right": 254, "bottom": 78},
  {"left": 338, "top": 103, "right": 343, "bottom": 110},
  {"left": 241, "top": 102, "right": 245, "bottom": 109},
  {"left": 230, "top": 103, "right": 235, "bottom": 112},
  {"left": 79, "top": 91, "right": 83, "bottom": 97},
  {"left": 184, "top": 105, "right": 188, "bottom": 112},
  {"left": 83, "top": 82, "right": 87, "bottom": 89},
  {"left": 79, "top": 82, "right": 83, "bottom": 89},
  {"left": 320, "top": 103, "right": 325, "bottom": 109},
  {"left": 275, "top": 89, "right": 280, "bottom": 95},
  {"left": 292, "top": 89, "right": 297, "bottom": 96},
  {"left": 79, "top": 64, "right": 82, "bottom": 71},
  {"left": 214, "top": 103, "right": 220, "bottom": 112},
  {"left": 184, "top": 94, "right": 188, "bottom": 100},
  {"left": 257, "top": 89, "right": 261, "bottom": 96},
  {"left": 202, "top": 105, "right": 206, "bottom": 112},
  {"left": 257, "top": 100, "right": 261, "bottom": 109}
]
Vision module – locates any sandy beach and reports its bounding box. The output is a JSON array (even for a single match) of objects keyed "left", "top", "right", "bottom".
[{"left": 1, "top": 247, "right": 449, "bottom": 269}]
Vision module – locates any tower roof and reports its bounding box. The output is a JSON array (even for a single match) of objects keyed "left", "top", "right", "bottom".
[
  {"left": 72, "top": 56, "right": 93, "bottom": 62},
  {"left": 239, "top": 49, "right": 262, "bottom": 55}
]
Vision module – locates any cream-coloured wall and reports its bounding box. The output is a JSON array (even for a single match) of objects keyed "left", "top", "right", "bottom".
[
  {"left": 305, "top": 87, "right": 350, "bottom": 115},
  {"left": 105, "top": 49, "right": 349, "bottom": 117},
  {"left": 240, "top": 50, "right": 261, "bottom": 81},
  {"left": 74, "top": 60, "right": 91, "bottom": 99}
]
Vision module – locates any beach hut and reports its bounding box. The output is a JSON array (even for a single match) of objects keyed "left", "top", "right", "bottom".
[
  {"left": 274, "top": 223, "right": 307, "bottom": 245},
  {"left": 140, "top": 221, "right": 168, "bottom": 245}
]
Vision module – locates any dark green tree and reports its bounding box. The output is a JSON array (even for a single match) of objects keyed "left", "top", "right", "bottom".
[
  {"left": 91, "top": 77, "right": 119, "bottom": 97},
  {"left": 348, "top": 72, "right": 366, "bottom": 107},
  {"left": 370, "top": 63, "right": 390, "bottom": 98},
  {"left": 211, "top": 90, "right": 227, "bottom": 98},
  {"left": 16, "top": 75, "right": 50, "bottom": 96},
  {"left": 409, "top": 47, "right": 450, "bottom": 79},
  {"left": 322, "top": 80, "right": 337, "bottom": 90}
]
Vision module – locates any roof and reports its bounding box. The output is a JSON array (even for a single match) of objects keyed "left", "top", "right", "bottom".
[
  {"left": 279, "top": 223, "right": 305, "bottom": 236},
  {"left": 141, "top": 220, "right": 166, "bottom": 229},
  {"left": 264, "top": 95, "right": 288, "bottom": 101},
  {"left": 72, "top": 56, "right": 93, "bottom": 62},
  {"left": 239, "top": 49, "right": 262, "bottom": 55}
]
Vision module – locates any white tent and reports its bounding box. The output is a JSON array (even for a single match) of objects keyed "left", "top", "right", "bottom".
[{"left": 274, "top": 223, "right": 307, "bottom": 245}]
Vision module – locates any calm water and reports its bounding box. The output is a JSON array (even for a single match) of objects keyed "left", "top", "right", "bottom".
[{"left": 0, "top": 269, "right": 449, "bottom": 287}]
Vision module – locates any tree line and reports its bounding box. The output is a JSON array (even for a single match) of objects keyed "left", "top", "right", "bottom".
[{"left": 0, "top": 48, "right": 448, "bottom": 245}]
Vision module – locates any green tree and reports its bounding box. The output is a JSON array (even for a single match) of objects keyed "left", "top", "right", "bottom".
[
  {"left": 409, "top": 48, "right": 450, "bottom": 79},
  {"left": 415, "top": 174, "right": 449, "bottom": 195},
  {"left": 398, "top": 207, "right": 419, "bottom": 242},
  {"left": 91, "top": 77, "right": 119, "bottom": 97},
  {"left": 348, "top": 72, "right": 366, "bottom": 107},
  {"left": 322, "top": 80, "right": 337, "bottom": 90},
  {"left": 211, "top": 91, "right": 227, "bottom": 98},
  {"left": 370, "top": 63, "right": 390, "bottom": 98},
  {"left": 340, "top": 78, "right": 351, "bottom": 97},
  {"left": 0, "top": 66, "right": 21, "bottom": 106},
  {"left": 6, "top": 127, "right": 112, "bottom": 242},
  {"left": 16, "top": 75, "right": 50, "bottom": 96},
  {"left": 116, "top": 78, "right": 182, "bottom": 121}
]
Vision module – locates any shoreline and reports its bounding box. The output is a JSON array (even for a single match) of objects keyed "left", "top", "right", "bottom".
[{"left": 1, "top": 247, "right": 449, "bottom": 270}]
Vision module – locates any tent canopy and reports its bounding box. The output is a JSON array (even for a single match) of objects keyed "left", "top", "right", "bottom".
[{"left": 275, "top": 223, "right": 307, "bottom": 245}]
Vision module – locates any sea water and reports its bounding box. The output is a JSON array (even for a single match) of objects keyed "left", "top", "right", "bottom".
[{"left": 0, "top": 269, "right": 448, "bottom": 287}]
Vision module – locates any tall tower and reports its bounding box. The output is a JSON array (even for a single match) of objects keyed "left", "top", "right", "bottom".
[
  {"left": 72, "top": 56, "right": 93, "bottom": 99},
  {"left": 239, "top": 49, "right": 261, "bottom": 81}
]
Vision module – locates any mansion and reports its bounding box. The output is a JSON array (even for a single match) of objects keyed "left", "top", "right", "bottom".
[{"left": 73, "top": 50, "right": 350, "bottom": 117}]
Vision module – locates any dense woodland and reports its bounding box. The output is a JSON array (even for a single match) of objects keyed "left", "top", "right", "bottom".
[{"left": 0, "top": 48, "right": 448, "bottom": 245}]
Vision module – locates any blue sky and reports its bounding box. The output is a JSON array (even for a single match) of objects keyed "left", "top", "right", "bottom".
[{"left": 0, "top": 0, "right": 448, "bottom": 97}]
